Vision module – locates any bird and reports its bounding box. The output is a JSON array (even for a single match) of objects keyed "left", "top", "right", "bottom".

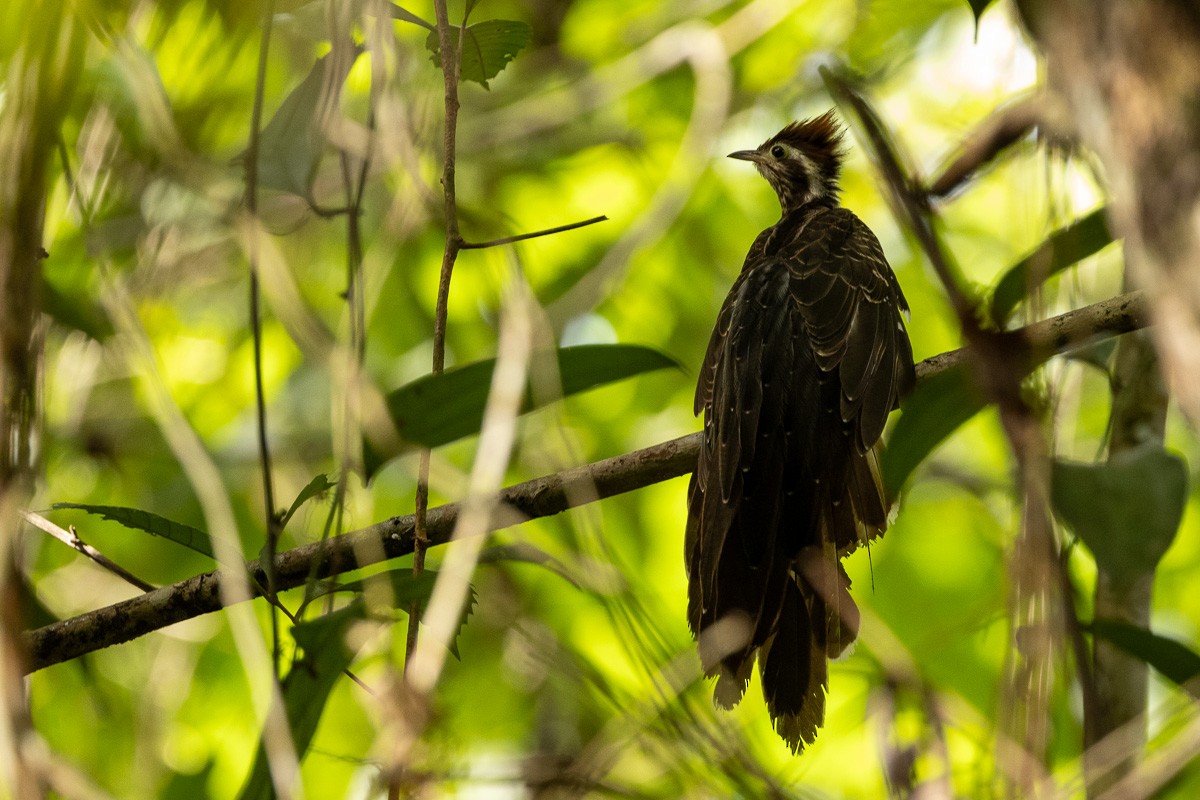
[{"left": 685, "top": 111, "right": 915, "bottom": 753}]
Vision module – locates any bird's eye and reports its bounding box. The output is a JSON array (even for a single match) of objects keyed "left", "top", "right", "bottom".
[{"left": 770, "top": 145, "right": 786, "bottom": 158}]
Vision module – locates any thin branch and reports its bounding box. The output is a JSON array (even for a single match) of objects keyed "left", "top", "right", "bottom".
[
  {"left": 20, "top": 291, "right": 1149, "bottom": 674},
  {"left": 244, "top": 0, "right": 284, "bottom": 672},
  {"left": 824, "top": 70, "right": 1098, "bottom": 783},
  {"left": 927, "top": 96, "right": 1044, "bottom": 198},
  {"left": 21, "top": 511, "right": 155, "bottom": 593},
  {"left": 460, "top": 215, "right": 609, "bottom": 250},
  {"left": 408, "top": 0, "right": 469, "bottom": 672}
]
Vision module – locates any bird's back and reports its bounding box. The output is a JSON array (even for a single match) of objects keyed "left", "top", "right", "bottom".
[{"left": 686, "top": 201, "right": 914, "bottom": 752}]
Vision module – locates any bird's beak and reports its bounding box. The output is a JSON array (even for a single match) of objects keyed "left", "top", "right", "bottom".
[{"left": 727, "top": 149, "right": 761, "bottom": 162}]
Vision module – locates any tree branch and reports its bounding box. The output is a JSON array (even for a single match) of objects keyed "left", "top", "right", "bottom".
[
  {"left": 460, "top": 215, "right": 608, "bottom": 250},
  {"left": 21, "top": 291, "right": 1149, "bottom": 674}
]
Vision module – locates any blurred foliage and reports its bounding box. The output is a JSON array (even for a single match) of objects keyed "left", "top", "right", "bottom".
[{"left": 10, "top": 0, "right": 1200, "bottom": 798}]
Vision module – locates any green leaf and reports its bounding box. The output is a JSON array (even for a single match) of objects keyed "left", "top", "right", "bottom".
[
  {"left": 280, "top": 473, "right": 334, "bottom": 529},
  {"left": 41, "top": 280, "right": 113, "bottom": 341},
  {"left": 365, "top": 344, "right": 680, "bottom": 478},
  {"left": 990, "top": 207, "right": 1114, "bottom": 325},
  {"left": 1051, "top": 444, "right": 1189, "bottom": 582},
  {"left": 1089, "top": 619, "right": 1200, "bottom": 694},
  {"left": 162, "top": 759, "right": 216, "bottom": 800},
  {"left": 881, "top": 363, "right": 988, "bottom": 497},
  {"left": 237, "top": 602, "right": 367, "bottom": 800},
  {"left": 1063, "top": 338, "right": 1118, "bottom": 374},
  {"left": 389, "top": 3, "right": 435, "bottom": 30},
  {"left": 425, "top": 19, "right": 532, "bottom": 89},
  {"left": 480, "top": 542, "right": 582, "bottom": 589},
  {"left": 302, "top": 569, "right": 475, "bottom": 658},
  {"left": 254, "top": 48, "right": 360, "bottom": 197},
  {"left": 52, "top": 503, "right": 215, "bottom": 561}
]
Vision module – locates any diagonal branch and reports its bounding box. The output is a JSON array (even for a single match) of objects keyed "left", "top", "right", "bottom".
[
  {"left": 21, "top": 291, "right": 1149, "bottom": 674},
  {"left": 460, "top": 215, "right": 608, "bottom": 250}
]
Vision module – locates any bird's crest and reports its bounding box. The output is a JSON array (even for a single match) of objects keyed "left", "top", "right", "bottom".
[{"left": 769, "top": 111, "right": 846, "bottom": 170}]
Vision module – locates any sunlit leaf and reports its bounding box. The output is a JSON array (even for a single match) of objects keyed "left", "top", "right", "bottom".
[
  {"left": 237, "top": 602, "right": 366, "bottom": 800},
  {"left": 52, "top": 502, "right": 215, "bottom": 560},
  {"left": 389, "top": 3, "right": 435, "bottom": 30},
  {"left": 281, "top": 473, "right": 334, "bottom": 529},
  {"left": 1052, "top": 444, "right": 1188, "bottom": 582},
  {"left": 365, "top": 344, "right": 680, "bottom": 477},
  {"left": 882, "top": 363, "right": 987, "bottom": 497},
  {"left": 1089, "top": 619, "right": 1200, "bottom": 695},
  {"left": 254, "top": 47, "right": 361, "bottom": 197},
  {"left": 425, "top": 19, "right": 532, "bottom": 89},
  {"left": 990, "top": 207, "right": 1114, "bottom": 325}
]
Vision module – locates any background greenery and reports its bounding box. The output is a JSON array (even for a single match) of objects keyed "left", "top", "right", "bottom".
[{"left": 8, "top": 0, "right": 1199, "bottom": 797}]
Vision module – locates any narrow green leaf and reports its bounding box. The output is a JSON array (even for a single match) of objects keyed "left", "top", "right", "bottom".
[
  {"left": 237, "top": 602, "right": 367, "bottom": 800},
  {"left": 255, "top": 48, "right": 360, "bottom": 197},
  {"left": 365, "top": 344, "right": 680, "bottom": 478},
  {"left": 1089, "top": 619, "right": 1200, "bottom": 693},
  {"left": 990, "top": 207, "right": 1114, "bottom": 325},
  {"left": 52, "top": 502, "right": 214, "bottom": 560},
  {"left": 425, "top": 19, "right": 532, "bottom": 89},
  {"left": 389, "top": 3, "right": 435, "bottom": 30},
  {"left": 281, "top": 473, "right": 334, "bottom": 529},
  {"left": 1052, "top": 444, "right": 1188, "bottom": 582},
  {"left": 881, "top": 363, "right": 987, "bottom": 497}
]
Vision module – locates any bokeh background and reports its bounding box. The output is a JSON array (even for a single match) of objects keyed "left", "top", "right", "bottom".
[{"left": 11, "top": 0, "right": 1200, "bottom": 797}]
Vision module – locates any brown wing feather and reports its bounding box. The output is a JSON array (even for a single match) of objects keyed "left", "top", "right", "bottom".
[
  {"left": 785, "top": 207, "right": 914, "bottom": 453},
  {"left": 686, "top": 202, "right": 914, "bottom": 752}
]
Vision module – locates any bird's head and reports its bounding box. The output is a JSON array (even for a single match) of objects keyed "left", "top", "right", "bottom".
[{"left": 728, "top": 111, "right": 845, "bottom": 213}]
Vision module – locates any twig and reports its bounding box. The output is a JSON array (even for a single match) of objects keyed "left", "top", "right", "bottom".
[
  {"left": 20, "top": 291, "right": 1149, "bottom": 673},
  {"left": 824, "top": 69, "right": 1096, "bottom": 785},
  {"left": 460, "top": 215, "right": 608, "bottom": 250},
  {"left": 927, "top": 96, "right": 1044, "bottom": 198},
  {"left": 407, "top": 0, "right": 469, "bottom": 676},
  {"left": 21, "top": 511, "right": 155, "bottom": 593},
  {"left": 244, "top": 0, "right": 284, "bottom": 672},
  {"left": 402, "top": 279, "right": 534, "bottom": 767}
]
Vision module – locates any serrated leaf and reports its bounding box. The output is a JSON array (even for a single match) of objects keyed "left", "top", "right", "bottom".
[
  {"left": 881, "top": 363, "right": 988, "bottom": 497},
  {"left": 1052, "top": 444, "right": 1188, "bottom": 582},
  {"left": 52, "top": 502, "right": 215, "bottom": 560},
  {"left": 990, "top": 207, "right": 1114, "bottom": 325},
  {"left": 365, "top": 344, "right": 680, "bottom": 478},
  {"left": 281, "top": 473, "right": 334, "bottom": 529},
  {"left": 254, "top": 48, "right": 360, "bottom": 197},
  {"left": 425, "top": 19, "right": 531, "bottom": 89},
  {"left": 1089, "top": 619, "right": 1200, "bottom": 694},
  {"left": 237, "top": 602, "right": 367, "bottom": 800}
]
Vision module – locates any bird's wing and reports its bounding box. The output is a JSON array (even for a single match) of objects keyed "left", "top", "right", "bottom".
[{"left": 784, "top": 206, "right": 915, "bottom": 453}]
